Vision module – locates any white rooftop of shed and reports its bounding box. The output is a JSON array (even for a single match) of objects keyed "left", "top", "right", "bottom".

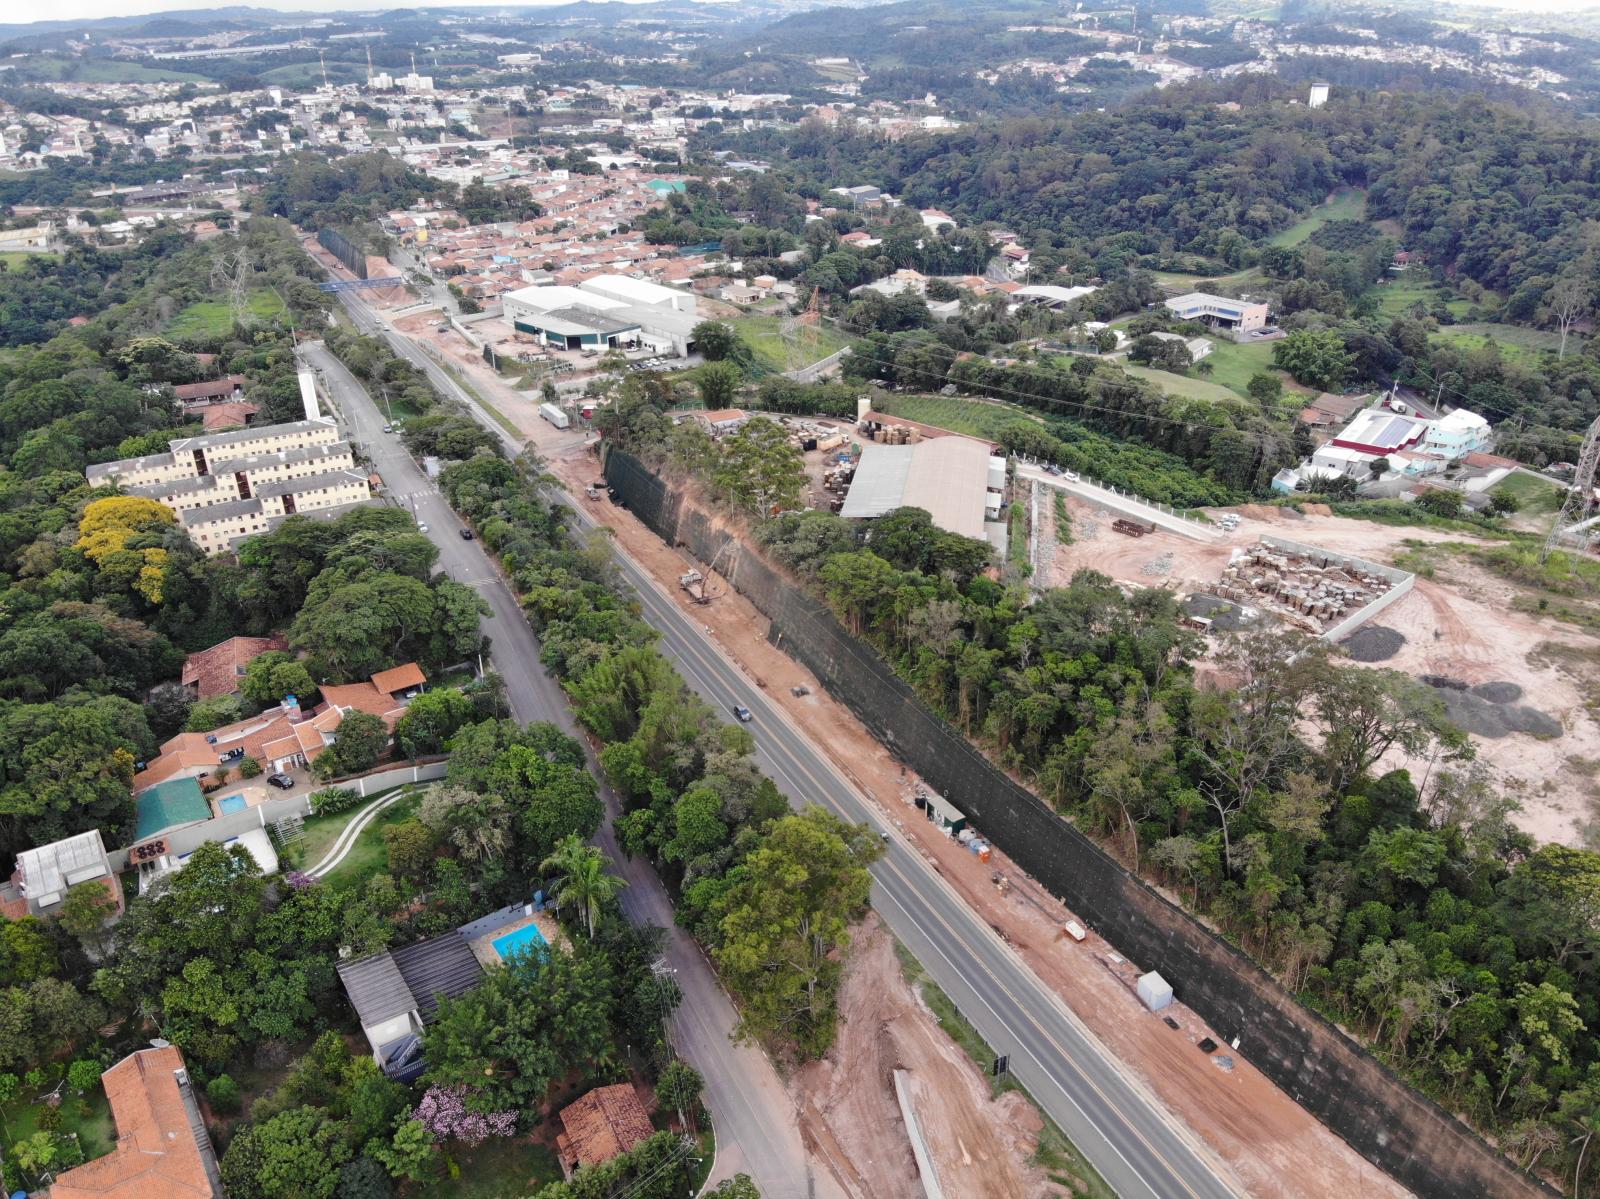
[
  {"left": 580, "top": 274, "right": 686, "bottom": 307},
  {"left": 840, "top": 435, "right": 998, "bottom": 540},
  {"left": 16, "top": 830, "right": 109, "bottom": 904}
]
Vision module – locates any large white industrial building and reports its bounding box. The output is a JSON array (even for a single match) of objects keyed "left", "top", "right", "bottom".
[{"left": 502, "top": 274, "right": 701, "bottom": 357}]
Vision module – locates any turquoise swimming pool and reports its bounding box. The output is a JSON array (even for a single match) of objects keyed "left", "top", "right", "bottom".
[
  {"left": 491, "top": 922, "right": 549, "bottom": 961},
  {"left": 218, "top": 794, "right": 247, "bottom": 815}
]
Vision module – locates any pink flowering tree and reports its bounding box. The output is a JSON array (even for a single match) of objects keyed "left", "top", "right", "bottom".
[{"left": 414, "top": 1084, "right": 518, "bottom": 1147}]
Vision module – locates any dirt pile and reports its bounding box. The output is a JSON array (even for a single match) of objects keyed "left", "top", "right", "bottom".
[{"left": 793, "top": 916, "right": 1053, "bottom": 1199}]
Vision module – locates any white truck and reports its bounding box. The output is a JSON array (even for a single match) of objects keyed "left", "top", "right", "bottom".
[{"left": 540, "top": 402, "right": 570, "bottom": 429}]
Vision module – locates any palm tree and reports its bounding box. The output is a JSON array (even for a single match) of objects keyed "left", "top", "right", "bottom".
[{"left": 539, "top": 835, "right": 625, "bottom": 938}]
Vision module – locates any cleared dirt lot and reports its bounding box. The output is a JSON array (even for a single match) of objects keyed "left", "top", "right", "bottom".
[{"left": 794, "top": 915, "right": 1058, "bottom": 1199}]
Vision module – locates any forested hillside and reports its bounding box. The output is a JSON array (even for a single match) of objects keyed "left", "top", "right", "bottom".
[{"left": 709, "top": 82, "right": 1600, "bottom": 302}]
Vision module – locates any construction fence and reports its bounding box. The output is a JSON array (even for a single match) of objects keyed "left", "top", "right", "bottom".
[
  {"left": 602, "top": 448, "right": 1554, "bottom": 1199},
  {"left": 317, "top": 226, "right": 368, "bottom": 279}
]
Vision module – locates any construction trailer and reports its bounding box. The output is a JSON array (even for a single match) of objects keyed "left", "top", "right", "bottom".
[{"left": 916, "top": 789, "right": 967, "bottom": 836}]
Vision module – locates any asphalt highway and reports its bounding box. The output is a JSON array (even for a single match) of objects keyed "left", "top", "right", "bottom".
[
  {"left": 307, "top": 331, "right": 826, "bottom": 1199},
  {"left": 325, "top": 285, "right": 1243, "bottom": 1199}
]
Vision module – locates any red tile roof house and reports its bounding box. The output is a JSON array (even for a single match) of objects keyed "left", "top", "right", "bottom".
[
  {"left": 181, "top": 635, "right": 288, "bottom": 700},
  {"left": 174, "top": 375, "right": 247, "bottom": 406},
  {"left": 49, "top": 1044, "right": 222, "bottom": 1199},
  {"left": 555, "top": 1083, "right": 655, "bottom": 1178},
  {"left": 134, "top": 664, "right": 426, "bottom": 792}
]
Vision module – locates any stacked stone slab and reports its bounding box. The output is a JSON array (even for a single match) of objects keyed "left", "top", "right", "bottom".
[{"left": 1215, "top": 542, "right": 1394, "bottom": 633}]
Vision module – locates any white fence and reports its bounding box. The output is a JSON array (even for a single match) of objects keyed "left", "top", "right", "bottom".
[
  {"left": 1018, "top": 461, "right": 1220, "bottom": 542},
  {"left": 106, "top": 760, "right": 449, "bottom": 873}
]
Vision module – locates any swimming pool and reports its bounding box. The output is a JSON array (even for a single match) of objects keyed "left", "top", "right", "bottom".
[
  {"left": 218, "top": 794, "right": 248, "bottom": 815},
  {"left": 491, "top": 922, "right": 549, "bottom": 961}
]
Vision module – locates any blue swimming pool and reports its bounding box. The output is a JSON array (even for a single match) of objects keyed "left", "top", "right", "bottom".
[
  {"left": 491, "top": 922, "right": 549, "bottom": 961},
  {"left": 218, "top": 794, "right": 247, "bottom": 815}
]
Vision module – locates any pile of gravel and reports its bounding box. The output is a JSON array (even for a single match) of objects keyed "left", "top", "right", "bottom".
[
  {"left": 1425, "top": 681, "right": 1563, "bottom": 739},
  {"left": 1341, "top": 625, "right": 1406, "bottom": 663},
  {"left": 1472, "top": 681, "right": 1524, "bottom": 704},
  {"left": 1141, "top": 553, "right": 1175, "bottom": 577}
]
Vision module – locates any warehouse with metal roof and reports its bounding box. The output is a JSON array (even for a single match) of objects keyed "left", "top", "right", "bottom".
[{"left": 840, "top": 435, "right": 1006, "bottom": 545}]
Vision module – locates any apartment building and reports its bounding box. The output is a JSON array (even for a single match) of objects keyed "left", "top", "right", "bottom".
[{"left": 85, "top": 419, "right": 370, "bottom": 555}]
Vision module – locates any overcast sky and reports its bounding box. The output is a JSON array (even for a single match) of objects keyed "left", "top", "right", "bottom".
[{"left": 29, "top": 0, "right": 1600, "bottom": 25}]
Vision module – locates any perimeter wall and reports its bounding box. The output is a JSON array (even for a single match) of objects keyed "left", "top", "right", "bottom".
[{"left": 603, "top": 449, "right": 1554, "bottom": 1199}]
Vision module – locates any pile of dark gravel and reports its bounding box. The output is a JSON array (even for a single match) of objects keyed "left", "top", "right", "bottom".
[
  {"left": 1425, "top": 679, "right": 1562, "bottom": 739},
  {"left": 1341, "top": 624, "right": 1406, "bottom": 663},
  {"left": 1472, "top": 681, "right": 1523, "bottom": 704}
]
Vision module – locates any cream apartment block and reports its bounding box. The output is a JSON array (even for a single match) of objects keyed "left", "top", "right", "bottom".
[{"left": 85, "top": 419, "right": 371, "bottom": 555}]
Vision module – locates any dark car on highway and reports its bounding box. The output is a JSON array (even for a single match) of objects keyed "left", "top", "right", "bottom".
[{"left": 732, "top": 705, "right": 753, "bottom": 723}]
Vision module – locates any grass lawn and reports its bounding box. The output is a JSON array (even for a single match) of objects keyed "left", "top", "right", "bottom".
[
  {"left": 1122, "top": 365, "right": 1246, "bottom": 405},
  {"left": 16, "top": 57, "right": 208, "bottom": 84},
  {"left": 892, "top": 940, "right": 1115, "bottom": 1199},
  {"left": 317, "top": 791, "right": 422, "bottom": 892},
  {"left": 166, "top": 290, "right": 287, "bottom": 339},
  {"left": 874, "top": 393, "right": 1042, "bottom": 440},
  {"left": 1268, "top": 187, "right": 1368, "bottom": 248},
  {"left": 1493, "top": 469, "right": 1566, "bottom": 516},
  {"left": 289, "top": 786, "right": 404, "bottom": 873},
  {"left": 261, "top": 61, "right": 365, "bottom": 88},
  {"left": 0, "top": 250, "right": 61, "bottom": 271},
  {"left": 1150, "top": 266, "right": 1264, "bottom": 293},
  {"left": 1192, "top": 337, "right": 1296, "bottom": 399},
  {"left": 733, "top": 316, "right": 856, "bottom": 375},
  {"left": 1373, "top": 279, "right": 1472, "bottom": 321},
  {"left": 408, "top": 1137, "right": 564, "bottom": 1198},
  {"left": 3, "top": 1086, "right": 117, "bottom": 1168},
  {"left": 1434, "top": 322, "right": 1576, "bottom": 361}
]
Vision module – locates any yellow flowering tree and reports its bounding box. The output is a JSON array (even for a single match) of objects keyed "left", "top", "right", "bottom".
[{"left": 76, "top": 496, "right": 178, "bottom": 605}]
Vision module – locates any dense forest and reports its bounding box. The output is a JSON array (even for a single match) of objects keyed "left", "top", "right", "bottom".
[
  {"left": 705, "top": 82, "right": 1600, "bottom": 303},
  {"left": 602, "top": 392, "right": 1600, "bottom": 1195}
]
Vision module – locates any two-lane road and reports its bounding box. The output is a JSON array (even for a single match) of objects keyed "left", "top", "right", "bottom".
[{"left": 308, "top": 337, "right": 830, "bottom": 1199}]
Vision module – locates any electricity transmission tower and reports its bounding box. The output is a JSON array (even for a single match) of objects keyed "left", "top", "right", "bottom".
[
  {"left": 1542, "top": 412, "right": 1600, "bottom": 562},
  {"left": 210, "top": 249, "right": 254, "bottom": 331},
  {"left": 779, "top": 286, "right": 823, "bottom": 372}
]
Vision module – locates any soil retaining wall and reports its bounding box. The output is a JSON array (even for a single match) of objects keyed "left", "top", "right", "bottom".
[{"left": 603, "top": 449, "right": 1554, "bottom": 1199}]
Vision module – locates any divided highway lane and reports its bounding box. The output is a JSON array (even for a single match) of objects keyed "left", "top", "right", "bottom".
[
  {"left": 575, "top": 513, "right": 1244, "bottom": 1199},
  {"left": 323, "top": 278, "right": 1240, "bottom": 1198},
  {"left": 306, "top": 337, "right": 825, "bottom": 1199}
]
